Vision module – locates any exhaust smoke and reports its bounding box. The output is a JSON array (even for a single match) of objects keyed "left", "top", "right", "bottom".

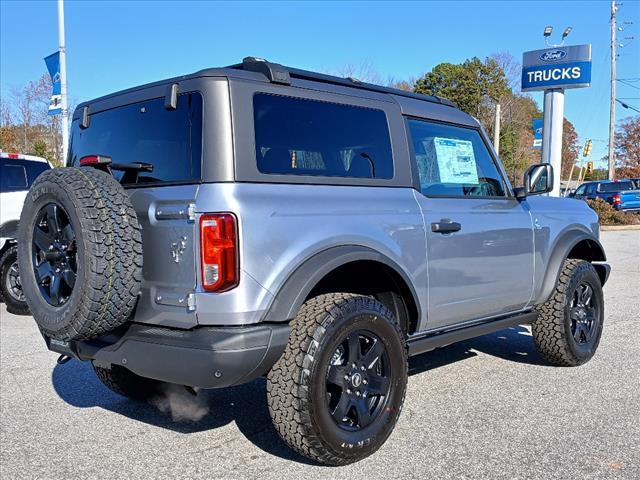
[{"left": 152, "top": 384, "right": 209, "bottom": 422}]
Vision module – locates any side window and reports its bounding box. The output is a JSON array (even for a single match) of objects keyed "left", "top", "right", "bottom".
[
  {"left": 585, "top": 184, "right": 597, "bottom": 196},
  {"left": 407, "top": 119, "right": 507, "bottom": 198},
  {"left": 574, "top": 184, "right": 586, "bottom": 196},
  {"left": 25, "top": 161, "right": 50, "bottom": 187},
  {"left": 0, "top": 162, "right": 28, "bottom": 192},
  {"left": 69, "top": 92, "right": 203, "bottom": 185},
  {"left": 253, "top": 93, "right": 393, "bottom": 179}
]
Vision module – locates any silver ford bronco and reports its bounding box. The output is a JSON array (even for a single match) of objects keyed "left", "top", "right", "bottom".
[{"left": 17, "top": 57, "right": 610, "bottom": 465}]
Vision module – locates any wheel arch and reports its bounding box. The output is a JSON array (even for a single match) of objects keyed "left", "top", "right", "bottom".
[
  {"left": 0, "top": 220, "right": 19, "bottom": 240},
  {"left": 537, "top": 230, "right": 608, "bottom": 304},
  {"left": 261, "top": 246, "right": 421, "bottom": 334}
]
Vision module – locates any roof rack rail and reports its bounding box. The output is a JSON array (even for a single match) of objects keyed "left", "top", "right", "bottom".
[{"left": 228, "top": 57, "right": 456, "bottom": 108}]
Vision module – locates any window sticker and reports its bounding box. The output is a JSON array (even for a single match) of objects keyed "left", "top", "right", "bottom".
[{"left": 433, "top": 137, "right": 479, "bottom": 184}]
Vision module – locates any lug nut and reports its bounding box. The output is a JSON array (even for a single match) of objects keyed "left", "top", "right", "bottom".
[
  {"left": 344, "top": 375, "right": 349, "bottom": 380},
  {"left": 356, "top": 391, "right": 361, "bottom": 396},
  {"left": 346, "top": 388, "right": 352, "bottom": 395},
  {"left": 361, "top": 365, "right": 366, "bottom": 371},
  {"left": 363, "top": 379, "right": 368, "bottom": 385}
]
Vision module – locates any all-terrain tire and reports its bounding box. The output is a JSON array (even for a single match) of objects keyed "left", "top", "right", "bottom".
[
  {"left": 0, "top": 245, "right": 30, "bottom": 315},
  {"left": 532, "top": 259, "right": 604, "bottom": 366},
  {"left": 93, "top": 364, "right": 163, "bottom": 401},
  {"left": 17, "top": 167, "right": 143, "bottom": 341},
  {"left": 267, "top": 293, "right": 407, "bottom": 465}
]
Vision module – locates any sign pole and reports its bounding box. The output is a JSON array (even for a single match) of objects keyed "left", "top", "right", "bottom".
[
  {"left": 541, "top": 89, "right": 564, "bottom": 197},
  {"left": 57, "top": 0, "right": 69, "bottom": 165}
]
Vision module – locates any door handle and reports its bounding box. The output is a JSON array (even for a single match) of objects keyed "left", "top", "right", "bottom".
[{"left": 431, "top": 220, "right": 462, "bottom": 234}]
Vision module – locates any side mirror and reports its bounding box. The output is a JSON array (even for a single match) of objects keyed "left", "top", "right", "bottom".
[{"left": 515, "top": 163, "right": 554, "bottom": 200}]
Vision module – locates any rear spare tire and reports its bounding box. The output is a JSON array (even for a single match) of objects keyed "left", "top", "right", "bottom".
[{"left": 17, "top": 167, "right": 143, "bottom": 341}]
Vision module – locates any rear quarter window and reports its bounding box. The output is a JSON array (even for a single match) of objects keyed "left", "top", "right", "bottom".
[
  {"left": 253, "top": 93, "right": 393, "bottom": 179},
  {"left": 598, "top": 181, "right": 634, "bottom": 193},
  {"left": 68, "top": 92, "right": 202, "bottom": 185}
]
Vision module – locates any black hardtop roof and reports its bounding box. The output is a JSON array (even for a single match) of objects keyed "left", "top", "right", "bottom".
[{"left": 74, "top": 57, "right": 459, "bottom": 116}]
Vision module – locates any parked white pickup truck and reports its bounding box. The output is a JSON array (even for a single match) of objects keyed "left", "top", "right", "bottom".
[{"left": 1, "top": 152, "right": 51, "bottom": 314}]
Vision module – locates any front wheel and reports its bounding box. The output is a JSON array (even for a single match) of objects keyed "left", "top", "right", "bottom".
[
  {"left": 267, "top": 293, "right": 407, "bottom": 465},
  {"left": 533, "top": 259, "right": 604, "bottom": 366}
]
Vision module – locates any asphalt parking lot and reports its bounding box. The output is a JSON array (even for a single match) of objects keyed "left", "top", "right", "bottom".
[{"left": 1, "top": 230, "right": 638, "bottom": 479}]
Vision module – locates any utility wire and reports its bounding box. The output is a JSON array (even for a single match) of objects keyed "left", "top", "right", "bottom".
[
  {"left": 616, "top": 98, "right": 640, "bottom": 113},
  {"left": 618, "top": 79, "right": 640, "bottom": 90}
]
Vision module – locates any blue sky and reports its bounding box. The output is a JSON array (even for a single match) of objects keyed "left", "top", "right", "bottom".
[{"left": 1, "top": 0, "right": 639, "bottom": 165}]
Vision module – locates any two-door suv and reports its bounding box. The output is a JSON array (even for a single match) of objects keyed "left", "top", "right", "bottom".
[{"left": 18, "top": 58, "right": 609, "bottom": 465}]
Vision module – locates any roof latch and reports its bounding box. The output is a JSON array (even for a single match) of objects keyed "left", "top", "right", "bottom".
[
  {"left": 80, "top": 106, "right": 90, "bottom": 129},
  {"left": 165, "top": 83, "right": 178, "bottom": 110}
]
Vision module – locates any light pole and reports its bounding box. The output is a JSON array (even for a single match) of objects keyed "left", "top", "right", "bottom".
[{"left": 57, "top": 0, "right": 69, "bottom": 164}]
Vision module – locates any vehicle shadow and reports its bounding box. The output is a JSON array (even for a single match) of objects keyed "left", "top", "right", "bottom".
[
  {"left": 409, "top": 325, "right": 545, "bottom": 375},
  {"left": 51, "top": 324, "right": 543, "bottom": 464}
]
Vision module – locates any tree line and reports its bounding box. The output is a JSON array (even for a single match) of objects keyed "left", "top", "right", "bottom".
[{"left": 1, "top": 57, "right": 638, "bottom": 179}]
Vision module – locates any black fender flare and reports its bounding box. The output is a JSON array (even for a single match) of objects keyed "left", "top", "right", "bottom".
[
  {"left": 262, "top": 245, "right": 422, "bottom": 323},
  {"left": 537, "top": 229, "right": 608, "bottom": 304}
]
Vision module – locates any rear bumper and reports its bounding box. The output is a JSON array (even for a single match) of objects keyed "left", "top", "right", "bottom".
[{"left": 44, "top": 322, "right": 289, "bottom": 389}]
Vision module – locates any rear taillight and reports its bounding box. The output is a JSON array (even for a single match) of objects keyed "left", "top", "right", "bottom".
[
  {"left": 613, "top": 194, "right": 621, "bottom": 205},
  {"left": 200, "top": 213, "right": 238, "bottom": 292}
]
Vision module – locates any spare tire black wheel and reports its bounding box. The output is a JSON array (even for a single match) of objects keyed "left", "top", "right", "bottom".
[{"left": 17, "top": 167, "right": 143, "bottom": 341}]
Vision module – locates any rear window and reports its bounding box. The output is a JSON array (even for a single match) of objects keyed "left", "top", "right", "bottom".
[
  {"left": 1, "top": 161, "right": 27, "bottom": 192},
  {"left": 598, "top": 181, "right": 634, "bottom": 192},
  {"left": 253, "top": 93, "right": 393, "bottom": 179},
  {"left": 68, "top": 92, "right": 202, "bottom": 185}
]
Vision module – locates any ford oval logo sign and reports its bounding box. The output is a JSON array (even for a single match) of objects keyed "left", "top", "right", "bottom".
[{"left": 540, "top": 49, "right": 567, "bottom": 62}]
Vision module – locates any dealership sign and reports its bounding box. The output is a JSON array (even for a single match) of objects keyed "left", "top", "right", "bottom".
[{"left": 521, "top": 44, "right": 592, "bottom": 92}]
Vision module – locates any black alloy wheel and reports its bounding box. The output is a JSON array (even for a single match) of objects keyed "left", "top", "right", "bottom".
[
  {"left": 5, "top": 257, "right": 24, "bottom": 303},
  {"left": 569, "top": 281, "right": 599, "bottom": 345},
  {"left": 326, "top": 330, "right": 391, "bottom": 430},
  {"left": 31, "top": 203, "right": 77, "bottom": 307}
]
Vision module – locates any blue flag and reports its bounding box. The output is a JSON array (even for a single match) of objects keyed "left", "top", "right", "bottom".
[
  {"left": 532, "top": 118, "right": 543, "bottom": 149},
  {"left": 44, "top": 52, "right": 62, "bottom": 115}
]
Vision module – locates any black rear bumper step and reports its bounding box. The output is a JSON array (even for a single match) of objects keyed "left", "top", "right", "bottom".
[{"left": 44, "top": 322, "right": 290, "bottom": 389}]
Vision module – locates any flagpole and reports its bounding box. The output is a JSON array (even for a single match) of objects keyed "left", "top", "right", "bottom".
[{"left": 57, "top": 0, "right": 69, "bottom": 164}]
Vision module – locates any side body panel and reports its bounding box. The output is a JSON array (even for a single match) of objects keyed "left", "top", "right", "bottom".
[
  {"left": 193, "top": 183, "right": 427, "bottom": 327},
  {"left": 414, "top": 193, "right": 535, "bottom": 328}
]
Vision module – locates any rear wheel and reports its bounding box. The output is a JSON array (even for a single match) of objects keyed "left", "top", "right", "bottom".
[
  {"left": 93, "top": 364, "right": 163, "bottom": 401},
  {"left": 533, "top": 259, "right": 604, "bottom": 366},
  {"left": 267, "top": 293, "right": 407, "bottom": 465},
  {"left": 0, "top": 246, "right": 30, "bottom": 315}
]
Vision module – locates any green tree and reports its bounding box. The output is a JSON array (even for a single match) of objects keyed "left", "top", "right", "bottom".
[
  {"left": 414, "top": 57, "right": 509, "bottom": 116},
  {"left": 32, "top": 139, "right": 57, "bottom": 165}
]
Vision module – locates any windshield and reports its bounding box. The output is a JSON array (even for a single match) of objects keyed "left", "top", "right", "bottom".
[{"left": 598, "top": 181, "right": 634, "bottom": 193}]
